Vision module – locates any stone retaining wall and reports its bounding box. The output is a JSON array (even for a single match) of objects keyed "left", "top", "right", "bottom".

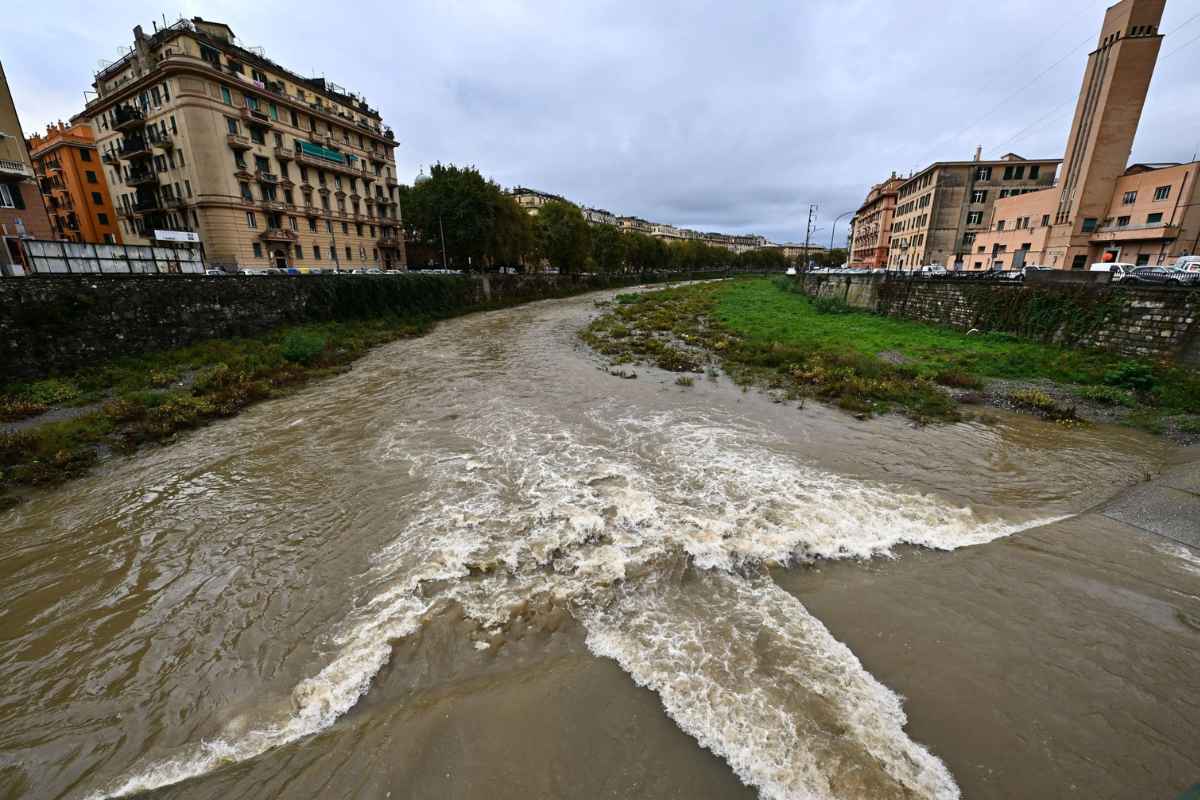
[
  {"left": 0, "top": 270, "right": 741, "bottom": 381},
  {"left": 793, "top": 272, "right": 1200, "bottom": 365}
]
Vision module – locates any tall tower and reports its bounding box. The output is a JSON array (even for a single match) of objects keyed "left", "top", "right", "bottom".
[{"left": 1045, "top": 0, "right": 1166, "bottom": 268}]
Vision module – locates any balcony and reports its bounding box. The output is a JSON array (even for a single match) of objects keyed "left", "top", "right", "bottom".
[
  {"left": 261, "top": 199, "right": 286, "bottom": 213},
  {"left": 256, "top": 170, "right": 279, "bottom": 184},
  {"left": 377, "top": 236, "right": 403, "bottom": 250},
  {"left": 274, "top": 145, "right": 294, "bottom": 161},
  {"left": 118, "top": 137, "right": 152, "bottom": 159},
  {"left": 125, "top": 171, "right": 158, "bottom": 188},
  {"left": 101, "top": 151, "right": 119, "bottom": 166},
  {"left": 162, "top": 196, "right": 186, "bottom": 210},
  {"left": 1089, "top": 222, "right": 1181, "bottom": 243},
  {"left": 132, "top": 197, "right": 161, "bottom": 213},
  {"left": 227, "top": 133, "right": 252, "bottom": 151},
  {"left": 240, "top": 107, "right": 273, "bottom": 128},
  {"left": 260, "top": 228, "right": 298, "bottom": 243},
  {"left": 152, "top": 133, "right": 174, "bottom": 150},
  {"left": 0, "top": 158, "right": 33, "bottom": 181},
  {"left": 113, "top": 106, "right": 146, "bottom": 132},
  {"left": 385, "top": 176, "right": 399, "bottom": 188},
  {"left": 234, "top": 166, "right": 254, "bottom": 182}
]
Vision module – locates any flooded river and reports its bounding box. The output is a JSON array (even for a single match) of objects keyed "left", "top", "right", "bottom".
[{"left": 2, "top": 286, "right": 1197, "bottom": 800}]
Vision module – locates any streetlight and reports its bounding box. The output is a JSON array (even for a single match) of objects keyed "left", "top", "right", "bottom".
[{"left": 830, "top": 210, "right": 853, "bottom": 253}]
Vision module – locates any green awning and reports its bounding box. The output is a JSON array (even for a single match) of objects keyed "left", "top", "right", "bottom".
[{"left": 298, "top": 141, "right": 346, "bottom": 164}]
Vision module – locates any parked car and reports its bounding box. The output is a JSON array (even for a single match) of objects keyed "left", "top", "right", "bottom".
[
  {"left": 204, "top": 268, "right": 228, "bottom": 276},
  {"left": 283, "top": 267, "right": 301, "bottom": 276},
  {"left": 1129, "top": 266, "right": 1195, "bottom": 286},
  {"left": 1172, "top": 255, "right": 1200, "bottom": 274},
  {"left": 915, "top": 265, "right": 948, "bottom": 276},
  {"left": 239, "top": 268, "right": 268, "bottom": 276},
  {"left": 1089, "top": 262, "right": 1139, "bottom": 283}
]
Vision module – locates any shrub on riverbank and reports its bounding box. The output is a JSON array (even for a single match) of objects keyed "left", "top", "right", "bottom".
[
  {"left": 580, "top": 278, "right": 1200, "bottom": 432},
  {"left": 0, "top": 315, "right": 432, "bottom": 502}
]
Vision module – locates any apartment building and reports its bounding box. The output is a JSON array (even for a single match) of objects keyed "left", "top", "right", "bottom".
[
  {"left": 511, "top": 187, "right": 565, "bottom": 216},
  {"left": 28, "top": 122, "right": 123, "bottom": 244},
  {"left": 886, "top": 152, "right": 1060, "bottom": 269},
  {"left": 971, "top": 0, "right": 1177, "bottom": 270},
  {"left": 1, "top": 61, "right": 54, "bottom": 272},
  {"left": 849, "top": 174, "right": 904, "bottom": 268},
  {"left": 79, "top": 18, "right": 404, "bottom": 270},
  {"left": 583, "top": 207, "right": 617, "bottom": 226}
]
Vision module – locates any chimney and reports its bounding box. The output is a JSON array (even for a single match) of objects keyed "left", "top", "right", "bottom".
[{"left": 974, "top": 146, "right": 982, "bottom": 162}]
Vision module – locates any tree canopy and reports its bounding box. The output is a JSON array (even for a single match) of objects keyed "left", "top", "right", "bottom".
[{"left": 535, "top": 200, "right": 592, "bottom": 273}]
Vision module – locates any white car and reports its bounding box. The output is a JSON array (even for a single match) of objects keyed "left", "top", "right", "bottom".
[
  {"left": 1089, "top": 262, "right": 1138, "bottom": 283},
  {"left": 204, "top": 268, "right": 228, "bottom": 276},
  {"left": 1172, "top": 255, "right": 1200, "bottom": 274},
  {"left": 916, "top": 265, "right": 948, "bottom": 276}
]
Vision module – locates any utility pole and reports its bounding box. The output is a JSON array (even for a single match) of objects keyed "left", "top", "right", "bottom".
[
  {"left": 802, "top": 204, "right": 816, "bottom": 272},
  {"left": 438, "top": 213, "right": 448, "bottom": 270}
]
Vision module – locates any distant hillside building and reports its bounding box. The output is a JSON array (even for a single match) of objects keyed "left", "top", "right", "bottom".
[
  {"left": 510, "top": 187, "right": 565, "bottom": 216},
  {"left": 1, "top": 60, "right": 54, "bottom": 272},
  {"left": 79, "top": 17, "right": 404, "bottom": 270},
  {"left": 28, "top": 121, "right": 123, "bottom": 244}
]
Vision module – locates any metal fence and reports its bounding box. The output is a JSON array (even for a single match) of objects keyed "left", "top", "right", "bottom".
[{"left": 19, "top": 239, "right": 203, "bottom": 275}]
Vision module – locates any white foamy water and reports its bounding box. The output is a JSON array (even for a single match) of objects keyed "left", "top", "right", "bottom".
[{"left": 92, "top": 402, "right": 1061, "bottom": 799}]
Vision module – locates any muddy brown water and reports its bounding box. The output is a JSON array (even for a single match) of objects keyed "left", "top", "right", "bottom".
[{"left": 1, "top": 286, "right": 1197, "bottom": 800}]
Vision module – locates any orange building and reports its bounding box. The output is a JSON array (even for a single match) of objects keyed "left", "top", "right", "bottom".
[
  {"left": 849, "top": 174, "right": 903, "bottom": 268},
  {"left": 28, "top": 121, "right": 122, "bottom": 244}
]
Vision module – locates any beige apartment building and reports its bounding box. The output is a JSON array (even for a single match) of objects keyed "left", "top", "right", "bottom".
[
  {"left": 971, "top": 0, "right": 1181, "bottom": 270},
  {"left": 849, "top": 174, "right": 904, "bottom": 268},
  {"left": 886, "top": 152, "right": 1060, "bottom": 269},
  {"left": 79, "top": 17, "right": 404, "bottom": 270}
]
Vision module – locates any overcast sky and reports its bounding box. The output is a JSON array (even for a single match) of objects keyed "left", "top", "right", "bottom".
[{"left": 7, "top": 0, "right": 1200, "bottom": 244}]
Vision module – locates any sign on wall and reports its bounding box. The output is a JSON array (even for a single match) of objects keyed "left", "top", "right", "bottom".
[{"left": 153, "top": 230, "right": 201, "bottom": 243}]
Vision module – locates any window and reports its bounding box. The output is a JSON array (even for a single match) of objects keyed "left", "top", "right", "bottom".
[
  {"left": 1029, "top": 165, "right": 1040, "bottom": 180},
  {"left": 308, "top": 217, "right": 318, "bottom": 232},
  {"left": 1117, "top": 216, "right": 1130, "bottom": 227},
  {"left": 1147, "top": 212, "right": 1163, "bottom": 224},
  {"left": 962, "top": 232, "right": 976, "bottom": 245},
  {"left": 345, "top": 245, "right": 352, "bottom": 260},
  {"left": 290, "top": 109, "right": 299, "bottom": 127},
  {"left": 240, "top": 181, "right": 252, "bottom": 200},
  {"left": 202, "top": 45, "right": 222, "bottom": 67},
  {"left": 295, "top": 244, "right": 304, "bottom": 258},
  {"left": 325, "top": 219, "right": 333, "bottom": 233},
  {"left": 86, "top": 170, "right": 98, "bottom": 183},
  {"left": 1003, "top": 166, "right": 1014, "bottom": 180},
  {"left": 1081, "top": 217, "right": 1098, "bottom": 232},
  {"left": 246, "top": 211, "right": 257, "bottom": 228},
  {"left": 996, "top": 220, "right": 1006, "bottom": 231},
  {"left": 91, "top": 192, "right": 103, "bottom": 204},
  {"left": 999, "top": 189, "right": 1010, "bottom": 198},
  {"left": 1122, "top": 191, "right": 1137, "bottom": 205},
  {"left": 226, "top": 117, "right": 239, "bottom": 135},
  {"left": 313, "top": 245, "right": 322, "bottom": 260},
  {"left": 185, "top": 179, "right": 192, "bottom": 198},
  {"left": 1041, "top": 214, "right": 1050, "bottom": 227},
  {"left": 289, "top": 216, "right": 298, "bottom": 231},
  {"left": 97, "top": 212, "right": 109, "bottom": 225},
  {"left": 1136, "top": 253, "right": 1151, "bottom": 266},
  {"left": 250, "top": 128, "right": 265, "bottom": 145},
  {"left": 221, "top": 85, "right": 233, "bottom": 105},
  {"left": 80, "top": 149, "right": 92, "bottom": 162},
  {"left": 970, "top": 190, "right": 987, "bottom": 203},
  {"left": 1071, "top": 254, "right": 1087, "bottom": 270},
  {"left": 176, "top": 151, "right": 185, "bottom": 167},
  {"left": 1013, "top": 165, "right": 1025, "bottom": 179},
  {"left": 341, "top": 221, "right": 349, "bottom": 234},
  {"left": 966, "top": 211, "right": 983, "bottom": 225},
  {"left": 252, "top": 242, "right": 263, "bottom": 257},
  {"left": 269, "top": 103, "right": 279, "bottom": 121}
]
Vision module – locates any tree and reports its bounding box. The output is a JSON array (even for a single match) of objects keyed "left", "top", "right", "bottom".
[
  {"left": 624, "top": 233, "right": 670, "bottom": 271},
  {"left": 489, "top": 192, "right": 533, "bottom": 269},
  {"left": 402, "top": 163, "right": 520, "bottom": 270},
  {"left": 590, "top": 224, "right": 627, "bottom": 273},
  {"left": 535, "top": 200, "right": 591, "bottom": 273}
]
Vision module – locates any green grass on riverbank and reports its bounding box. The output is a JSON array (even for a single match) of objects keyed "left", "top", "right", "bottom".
[
  {"left": 0, "top": 316, "right": 431, "bottom": 506},
  {"left": 582, "top": 278, "right": 1200, "bottom": 431}
]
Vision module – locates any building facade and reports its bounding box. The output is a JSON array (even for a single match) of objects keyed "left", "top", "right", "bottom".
[
  {"left": 849, "top": 174, "right": 903, "bottom": 268},
  {"left": 28, "top": 122, "right": 123, "bottom": 244},
  {"left": 510, "top": 187, "right": 565, "bottom": 216},
  {"left": 886, "top": 152, "right": 1060, "bottom": 270},
  {"left": 1, "top": 60, "right": 55, "bottom": 272},
  {"left": 582, "top": 207, "right": 617, "bottom": 226},
  {"left": 969, "top": 0, "right": 1178, "bottom": 270},
  {"left": 80, "top": 18, "right": 404, "bottom": 271}
]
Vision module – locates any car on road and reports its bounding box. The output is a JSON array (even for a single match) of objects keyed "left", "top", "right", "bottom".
[
  {"left": 1128, "top": 266, "right": 1196, "bottom": 286},
  {"left": 239, "top": 268, "right": 268, "bottom": 275},
  {"left": 1172, "top": 255, "right": 1200, "bottom": 275},
  {"left": 204, "top": 268, "right": 228, "bottom": 276},
  {"left": 1089, "top": 262, "right": 1138, "bottom": 283},
  {"left": 915, "top": 265, "right": 948, "bottom": 276}
]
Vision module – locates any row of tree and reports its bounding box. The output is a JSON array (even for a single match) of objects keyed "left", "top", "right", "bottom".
[{"left": 398, "top": 163, "right": 843, "bottom": 273}]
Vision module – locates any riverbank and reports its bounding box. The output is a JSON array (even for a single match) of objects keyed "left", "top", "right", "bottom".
[{"left": 580, "top": 277, "right": 1200, "bottom": 440}]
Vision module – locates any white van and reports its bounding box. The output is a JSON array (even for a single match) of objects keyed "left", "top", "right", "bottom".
[
  {"left": 1173, "top": 255, "right": 1200, "bottom": 274},
  {"left": 1089, "top": 262, "right": 1138, "bottom": 282}
]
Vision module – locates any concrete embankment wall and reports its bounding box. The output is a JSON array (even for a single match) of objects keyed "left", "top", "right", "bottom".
[
  {"left": 0, "top": 270, "right": 743, "bottom": 381},
  {"left": 792, "top": 272, "right": 1200, "bottom": 365}
]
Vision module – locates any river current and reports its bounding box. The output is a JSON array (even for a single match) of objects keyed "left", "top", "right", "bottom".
[{"left": 0, "top": 285, "right": 1183, "bottom": 799}]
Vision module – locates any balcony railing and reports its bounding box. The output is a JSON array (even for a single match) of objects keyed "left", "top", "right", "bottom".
[
  {"left": 256, "top": 171, "right": 278, "bottom": 184},
  {"left": 227, "top": 133, "right": 251, "bottom": 150},
  {"left": 118, "top": 137, "right": 152, "bottom": 159},
  {"left": 0, "top": 159, "right": 33, "bottom": 180},
  {"left": 125, "top": 171, "right": 158, "bottom": 187},
  {"left": 101, "top": 151, "right": 119, "bottom": 165},
  {"left": 260, "top": 228, "right": 298, "bottom": 242},
  {"left": 113, "top": 106, "right": 146, "bottom": 132},
  {"left": 240, "top": 107, "right": 273, "bottom": 127},
  {"left": 274, "top": 146, "right": 294, "bottom": 161}
]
